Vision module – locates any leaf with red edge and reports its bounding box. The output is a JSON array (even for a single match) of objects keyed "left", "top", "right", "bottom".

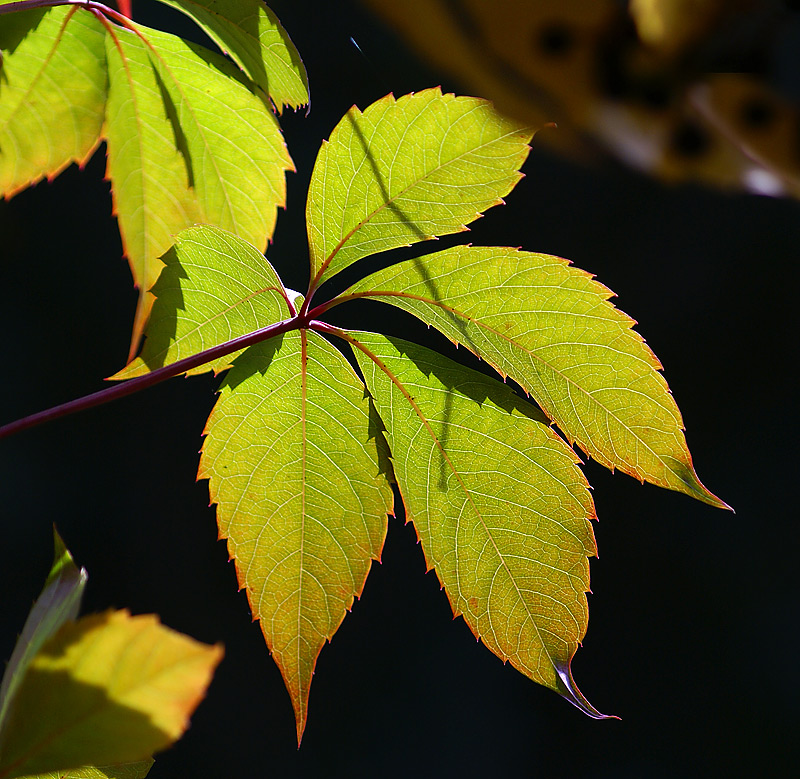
[{"left": 199, "top": 330, "right": 393, "bottom": 742}]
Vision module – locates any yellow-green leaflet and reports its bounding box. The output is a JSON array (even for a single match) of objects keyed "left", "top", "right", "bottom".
[
  {"left": 199, "top": 330, "right": 393, "bottom": 742},
  {"left": 0, "top": 6, "right": 106, "bottom": 196},
  {"left": 350, "top": 331, "right": 607, "bottom": 717},
  {"left": 348, "top": 245, "right": 727, "bottom": 507},
  {"left": 305, "top": 87, "right": 533, "bottom": 287}
]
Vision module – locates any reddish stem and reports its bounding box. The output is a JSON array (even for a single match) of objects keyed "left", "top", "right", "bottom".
[{"left": 0, "top": 316, "right": 304, "bottom": 441}]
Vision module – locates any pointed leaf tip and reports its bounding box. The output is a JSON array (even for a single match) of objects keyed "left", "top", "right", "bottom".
[{"left": 554, "top": 663, "right": 616, "bottom": 720}]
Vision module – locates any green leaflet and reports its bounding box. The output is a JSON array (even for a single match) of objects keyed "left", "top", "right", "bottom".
[
  {"left": 0, "top": 611, "right": 221, "bottom": 779},
  {"left": 137, "top": 20, "right": 293, "bottom": 239},
  {"left": 305, "top": 87, "right": 532, "bottom": 288},
  {"left": 199, "top": 330, "right": 393, "bottom": 742},
  {"left": 153, "top": 0, "right": 308, "bottom": 111},
  {"left": 115, "top": 226, "right": 290, "bottom": 379},
  {"left": 0, "top": 530, "right": 86, "bottom": 738},
  {"left": 0, "top": 5, "right": 106, "bottom": 196},
  {"left": 348, "top": 245, "right": 727, "bottom": 507},
  {"left": 104, "top": 25, "right": 201, "bottom": 349},
  {"left": 108, "top": 20, "right": 293, "bottom": 351},
  {"left": 349, "top": 331, "right": 606, "bottom": 717},
  {"left": 14, "top": 760, "right": 154, "bottom": 779}
]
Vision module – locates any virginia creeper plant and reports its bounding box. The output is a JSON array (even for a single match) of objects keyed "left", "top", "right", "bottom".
[{"left": 0, "top": 0, "right": 729, "bottom": 762}]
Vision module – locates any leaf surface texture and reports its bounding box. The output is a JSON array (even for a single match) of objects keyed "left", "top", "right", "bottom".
[
  {"left": 104, "top": 20, "right": 294, "bottom": 348},
  {"left": 116, "top": 226, "right": 290, "bottom": 378},
  {"left": 199, "top": 330, "right": 393, "bottom": 740},
  {"left": 350, "top": 331, "right": 605, "bottom": 717},
  {"left": 349, "top": 246, "right": 725, "bottom": 506},
  {"left": 0, "top": 6, "right": 106, "bottom": 196},
  {"left": 305, "top": 88, "right": 532, "bottom": 287}
]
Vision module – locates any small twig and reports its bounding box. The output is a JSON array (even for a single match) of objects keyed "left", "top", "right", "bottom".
[{"left": 0, "top": 316, "right": 303, "bottom": 440}]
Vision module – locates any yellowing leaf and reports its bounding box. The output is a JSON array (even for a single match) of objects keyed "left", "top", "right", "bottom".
[
  {"left": 199, "top": 330, "right": 393, "bottom": 742},
  {"left": 153, "top": 0, "right": 308, "bottom": 111},
  {"left": 14, "top": 760, "right": 154, "bottom": 779},
  {"left": 305, "top": 88, "right": 532, "bottom": 288},
  {"left": 0, "top": 6, "right": 106, "bottom": 197},
  {"left": 0, "top": 611, "right": 222, "bottom": 779},
  {"left": 114, "top": 226, "right": 291, "bottom": 379},
  {"left": 103, "top": 25, "right": 201, "bottom": 352},
  {"left": 349, "top": 331, "right": 607, "bottom": 717},
  {"left": 0, "top": 529, "right": 86, "bottom": 737},
  {"left": 348, "top": 245, "right": 727, "bottom": 507}
]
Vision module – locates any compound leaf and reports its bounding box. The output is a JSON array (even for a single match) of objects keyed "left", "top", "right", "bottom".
[
  {"left": 199, "top": 329, "right": 393, "bottom": 742},
  {"left": 103, "top": 24, "right": 201, "bottom": 349},
  {"left": 305, "top": 87, "right": 532, "bottom": 288},
  {"left": 348, "top": 245, "right": 727, "bottom": 507},
  {"left": 349, "top": 331, "right": 606, "bottom": 717},
  {"left": 115, "top": 226, "right": 290, "bottom": 379},
  {"left": 153, "top": 0, "right": 308, "bottom": 111},
  {"left": 0, "top": 610, "right": 222, "bottom": 779},
  {"left": 0, "top": 5, "right": 106, "bottom": 197}
]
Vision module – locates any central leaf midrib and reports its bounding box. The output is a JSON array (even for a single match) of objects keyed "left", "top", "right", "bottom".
[{"left": 354, "top": 336, "right": 561, "bottom": 678}]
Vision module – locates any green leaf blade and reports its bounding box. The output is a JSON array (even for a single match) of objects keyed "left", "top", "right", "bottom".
[
  {"left": 199, "top": 330, "right": 393, "bottom": 741},
  {"left": 305, "top": 88, "right": 532, "bottom": 287},
  {"left": 113, "top": 226, "right": 290, "bottom": 379},
  {"left": 103, "top": 24, "right": 202, "bottom": 349},
  {"left": 152, "top": 0, "right": 308, "bottom": 111},
  {"left": 0, "top": 529, "right": 87, "bottom": 736},
  {"left": 349, "top": 331, "right": 607, "bottom": 717},
  {"left": 0, "top": 6, "right": 106, "bottom": 197},
  {"left": 138, "top": 22, "right": 294, "bottom": 241},
  {"left": 349, "top": 245, "right": 727, "bottom": 507}
]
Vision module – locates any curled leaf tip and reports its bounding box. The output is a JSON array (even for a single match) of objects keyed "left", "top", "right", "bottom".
[{"left": 554, "top": 663, "right": 616, "bottom": 720}]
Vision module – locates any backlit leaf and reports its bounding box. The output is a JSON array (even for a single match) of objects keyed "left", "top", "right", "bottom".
[
  {"left": 349, "top": 331, "right": 607, "bottom": 717},
  {"left": 115, "top": 226, "right": 290, "bottom": 379},
  {"left": 199, "top": 330, "right": 393, "bottom": 742},
  {"left": 103, "top": 24, "right": 201, "bottom": 351},
  {"left": 348, "top": 245, "right": 726, "bottom": 506},
  {"left": 0, "top": 611, "right": 222, "bottom": 779},
  {"left": 138, "top": 21, "right": 293, "bottom": 240},
  {"left": 305, "top": 88, "right": 532, "bottom": 288},
  {"left": 15, "top": 759, "right": 154, "bottom": 779},
  {"left": 0, "top": 529, "right": 86, "bottom": 736},
  {"left": 106, "top": 19, "right": 294, "bottom": 349},
  {"left": 0, "top": 5, "right": 106, "bottom": 197},
  {"left": 153, "top": 0, "right": 308, "bottom": 111}
]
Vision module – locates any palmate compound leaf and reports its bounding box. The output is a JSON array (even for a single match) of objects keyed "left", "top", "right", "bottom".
[
  {"left": 198, "top": 330, "right": 394, "bottom": 742},
  {"left": 152, "top": 0, "right": 308, "bottom": 111},
  {"left": 113, "top": 226, "right": 291, "bottom": 379},
  {"left": 347, "top": 245, "right": 728, "bottom": 507},
  {"left": 104, "top": 19, "right": 294, "bottom": 352},
  {"left": 0, "top": 610, "right": 222, "bottom": 779},
  {"left": 304, "top": 87, "right": 533, "bottom": 289},
  {"left": 347, "top": 330, "right": 608, "bottom": 717},
  {"left": 0, "top": 4, "right": 106, "bottom": 197}
]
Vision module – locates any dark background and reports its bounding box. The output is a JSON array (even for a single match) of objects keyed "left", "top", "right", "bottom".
[{"left": 1, "top": 1, "right": 798, "bottom": 776}]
